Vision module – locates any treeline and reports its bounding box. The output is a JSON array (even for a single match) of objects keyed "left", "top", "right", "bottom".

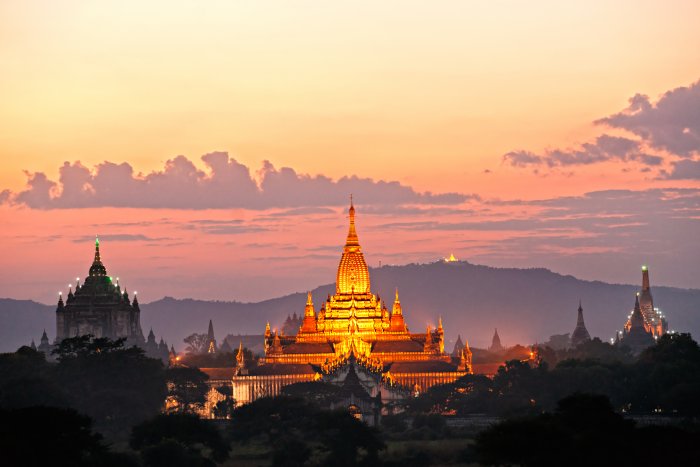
[
  {"left": 410, "top": 334, "right": 700, "bottom": 417},
  {"left": 2, "top": 334, "right": 700, "bottom": 466}
]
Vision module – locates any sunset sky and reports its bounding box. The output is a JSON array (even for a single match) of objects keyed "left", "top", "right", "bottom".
[{"left": 1, "top": 1, "right": 699, "bottom": 304}]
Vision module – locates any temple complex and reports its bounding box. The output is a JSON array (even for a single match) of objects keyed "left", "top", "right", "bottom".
[
  {"left": 623, "top": 266, "right": 668, "bottom": 338},
  {"left": 47, "top": 237, "right": 169, "bottom": 357},
  {"left": 570, "top": 301, "right": 591, "bottom": 347},
  {"left": 232, "top": 201, "right": 471, "bottom": 413}
]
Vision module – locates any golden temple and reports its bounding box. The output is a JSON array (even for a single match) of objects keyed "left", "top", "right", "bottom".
[{"left": 232, "top": 201, "right": 471, "bottom": 411}]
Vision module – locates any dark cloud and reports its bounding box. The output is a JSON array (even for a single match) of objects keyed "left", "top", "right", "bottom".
[
  {"left": 659, "top": 158, "right": 700, "bottom": 180},
  {"left": 503, "top": 135, "right": 662, "bottom": 168},
  {"left": 504, "top": 78, "right": 700, "bottom": 170},
  {"left": 3, "top": 153, "right": 469, "bottom": 210},
  {"left": 596, "top": 81, "right": 700, "bottom": 157}
]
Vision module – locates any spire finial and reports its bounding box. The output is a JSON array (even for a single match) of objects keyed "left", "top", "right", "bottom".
[
  {"left": 306, "top": 291, "right": 313, "bottom": 306},
  {"left": 89, "top": 235, "right": 106, "bottom": 276},
  {"left": 344, "top": 197, "right": 359, "bottom": 248}
]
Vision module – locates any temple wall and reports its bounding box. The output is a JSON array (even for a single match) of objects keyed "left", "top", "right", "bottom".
[
  {"left": 391, "top": 371, "right": 466, "bottom": 393},
  {"left": 232, "top": 373, "right": 316, "bottom": 406}
]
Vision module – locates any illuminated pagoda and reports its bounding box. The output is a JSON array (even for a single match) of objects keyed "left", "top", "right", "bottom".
[
  {"left": 232, "top": 201, "right": 470, "bottom": 412},
  {"left": 619, "top": 293, "right": 655, "bottom": 354},
  {"left": 205, "top": 319, "right": 217, "bottom": 353},
  {"left": 623, "top": 266, "right": 668, "bottom": 338},
  {"left": 570, "top": 300, "right": 591, "bottom": 347},
  {"left": 55, "top": 237, "right": 146, "bottom": 347}
]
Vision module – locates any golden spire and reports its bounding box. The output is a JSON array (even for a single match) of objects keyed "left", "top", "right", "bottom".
[
  {"left": 392, "top": 288, "right": 403, "bottom": 316},
  {"left": 336, "top": 199, "right": 370, "bottom": 294},
  {"left": 236, "top": 340, "right": 245, "bottom": 367},
  {"left": 438, "top": 316, "right": 443, "bottom": 332},
  {"left": 345, "top": 195, "right": 359, "bottom": 249}
]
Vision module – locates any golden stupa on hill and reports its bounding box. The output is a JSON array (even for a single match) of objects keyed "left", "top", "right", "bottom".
[{"left": 232, "top": 200, "right": 471, "bottom": 415}]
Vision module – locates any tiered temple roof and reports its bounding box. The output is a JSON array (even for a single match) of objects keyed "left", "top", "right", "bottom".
[
  {"left": 233, "top": 201, "right": 469, "bottom": 406},
  {"left": 55, "top": 237, "right": 145, "bottom": 346}
]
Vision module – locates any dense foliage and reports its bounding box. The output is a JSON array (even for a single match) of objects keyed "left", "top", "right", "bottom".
[
  {"left": 131, "top": 413, "right": 229, "bottom": 466},
  {"left": 0, "top": 336, "right": 167, "bottom": 435},
  {"left": 410, "top": 333, "right": 700, "bottom": 417},
  {"left": 231, "top": 396, "right": 385, "bottom": 466},
  {"left": 475, "top": 393, "right": 700, "bottom": 466}
]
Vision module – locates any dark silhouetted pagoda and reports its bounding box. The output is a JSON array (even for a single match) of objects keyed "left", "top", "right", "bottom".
[
  {"left": 55, "top": 237, "right": 145, "bottom": 346},
  {"left": 451, "top": 334, "right": 465, "bottom": 357},
  {"left": 620, "top": 294, "right": 655, "bottom": 354},
  {"left": 570, "top": 300, "right": 591, "bottom": 347},
  {"left": 488, "top": 328, "right": 504, "bottom": 353}
]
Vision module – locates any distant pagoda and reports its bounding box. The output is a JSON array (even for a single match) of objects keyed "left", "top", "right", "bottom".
[
  {"left": 623, "top": 266, "right": 668, "bottom": 338},
  {"left": 55, "top": 237, "right": 145, "bottom": 346},
  {"left": 570, "top": 300, "right": 591, "bottom": 347},
  {"left": 619, "top": 293, "right": 655, "bottom": 354},
  {"left": 488, "top": 328, "right": 505, "bottom": 353}
]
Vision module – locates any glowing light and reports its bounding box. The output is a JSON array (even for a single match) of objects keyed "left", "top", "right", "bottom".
[
  {"left": 444, "top": 253, "right": 458, "bottom": 262},
  {"left": 134, "top": 291, "right": 138, "bottom": 295},
  {"left": 642, "top": 265, "right": 648, "bottom": 271},
  {"left": 58, "top": 291, "right": 62, "bottom": 296}
]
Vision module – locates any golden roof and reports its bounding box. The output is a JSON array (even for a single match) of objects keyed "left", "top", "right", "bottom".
[{"left": 336, "top": 200, "right": 370, "bottom": 295}]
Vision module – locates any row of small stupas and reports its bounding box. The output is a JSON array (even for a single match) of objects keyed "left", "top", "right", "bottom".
[
  {"left": 231, "top": 201, "right": 473, "bottom": 417},
  {"left": 30, "top": 237, "right": 170, "bottom": 363}
]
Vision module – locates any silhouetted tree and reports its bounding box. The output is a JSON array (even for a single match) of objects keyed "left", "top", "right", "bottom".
[
  {"left": 0, "top": 406, "right": 129, "bottom": 466},
  {"left": 166, "top": 366, "right": 210, "bottom": 413},
  {"left": 53, "top": 335, "right": 167, "bottom": 433},
  {"left": 314, "top": 409, "right": 385, "bottom": 466},
  {"left": 0, "top": 347, "right": 68, "bottom": 409},
  {"left": 131, "top": 413, "right": 229, "bottom": 465},
  {"left": 183, "top": 333, "right": 208, "bottom": 355}
]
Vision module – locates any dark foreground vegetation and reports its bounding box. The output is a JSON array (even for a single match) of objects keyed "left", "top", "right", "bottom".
[{"left": 1, "top": 333, "right": 700, "bottom": 466}]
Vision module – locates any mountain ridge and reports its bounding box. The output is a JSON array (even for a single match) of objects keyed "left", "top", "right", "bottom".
[{"left": 2, "top": 261, "right": 698, "bottom": 352}]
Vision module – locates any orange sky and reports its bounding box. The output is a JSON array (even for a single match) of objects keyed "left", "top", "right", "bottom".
[{"left": 1, "top": 1, "right": 699, "bottom": 302}]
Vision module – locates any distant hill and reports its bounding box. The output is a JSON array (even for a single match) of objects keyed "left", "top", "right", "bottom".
[
  {"left": 0, "top": 299, "right": 54, "bottom": 352},
  {"left": 2, "top": 261, "right": 699, "bottom": 353}
]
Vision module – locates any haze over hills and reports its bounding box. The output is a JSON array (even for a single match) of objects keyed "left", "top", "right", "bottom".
[{"left": 2, "top": 261, "right": 699, "bottom": 353}]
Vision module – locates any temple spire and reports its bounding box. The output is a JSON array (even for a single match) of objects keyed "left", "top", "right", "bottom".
[
  {"left": 345, "top": 196, "right": 360, "bottom": 248},
  {"left": 630, "top": 293, "right": 645, "bottom": 328},
  {"left": 236, "top": 340, "right": 245, "bottom": 368},
  {"left": 642, "top": 265, "right": 650, "bottom": 291},
  {"left": 89, "top": 235, "right": 107, "bottom": 276},
  {"left": 571, "top": 300, "right": 591, "bottom": 347}
]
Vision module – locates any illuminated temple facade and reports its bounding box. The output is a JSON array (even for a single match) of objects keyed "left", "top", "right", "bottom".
[
  {"left": 232, "top": 202, "right": 471, "bottom": 409},
  {"left": 623, "top": 266, "right": 668, "bottom": 338}
]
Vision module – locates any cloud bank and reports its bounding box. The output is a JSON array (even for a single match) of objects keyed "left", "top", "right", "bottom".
[
  {"left": 503, "top": 79, "right": 700, "bottom": 173},
  {"left": 4, "top": 152, "right": 468, "bottom": 209}
]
